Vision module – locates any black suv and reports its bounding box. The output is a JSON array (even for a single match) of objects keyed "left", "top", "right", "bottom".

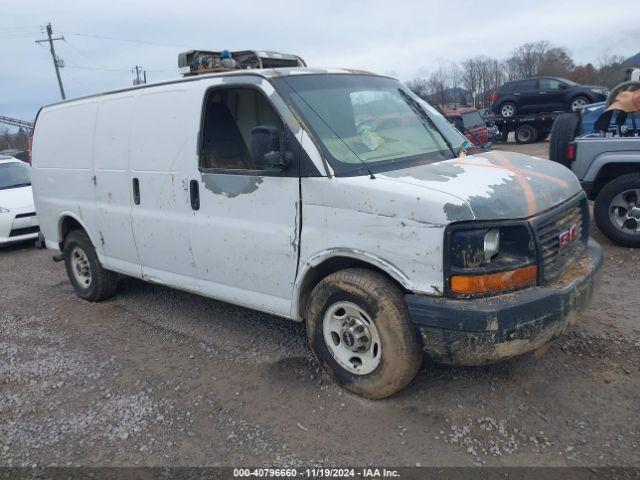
[{"left": 491, "top": 77, "right": 608, "bottom": 118}]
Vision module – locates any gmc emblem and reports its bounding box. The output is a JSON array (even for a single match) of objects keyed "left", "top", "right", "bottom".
[{"left": 558, "top": 224, "right": 578, "bottom": 250}]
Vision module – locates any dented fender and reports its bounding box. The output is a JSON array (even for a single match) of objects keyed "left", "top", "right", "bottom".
[{"left": 291, "top": 247, "right": 415, "bottom": 320}]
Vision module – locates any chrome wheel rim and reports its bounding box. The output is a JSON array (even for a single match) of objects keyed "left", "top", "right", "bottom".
[
  {"left": 70, "top": 246, "right": 92, "bottom": 288},
  {"left": 501, "top": 104, "right": 515, "bottom": 117},
  {"left": 609, "top": 189, "right": 640, "bottom": 235},
  {"left": 322, "top": 301, "right": 381, "bottom": 375},
  {"left": 571, "top": 98, "right": 587, "bottom": 111}
]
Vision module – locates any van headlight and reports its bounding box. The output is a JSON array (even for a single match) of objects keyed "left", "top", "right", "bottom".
[
  {"left": 483, "top": 228, "right": 500, "bottom": 262},
  {"left": 446, "top": 224, "right": 537, "bottom": 297},
  {"left": 0, "top": 207, "right": 9, "bottom": 214}
]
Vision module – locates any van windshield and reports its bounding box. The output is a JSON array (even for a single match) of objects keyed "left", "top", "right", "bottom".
[
  {"left": 273, "top": 75, "right": 463, "bottom": 175},
  {"left": 0, "top": 161, "right": 31, "bottom": 190}
]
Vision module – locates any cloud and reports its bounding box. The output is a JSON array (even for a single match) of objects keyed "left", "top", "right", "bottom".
[{"left": 0, "top": 0, "right": 637, "bottom": 122}]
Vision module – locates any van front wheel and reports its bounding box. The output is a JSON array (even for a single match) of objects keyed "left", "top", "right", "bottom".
[
  {"left": 305, "top": 268, "right": 422, "bottom": 399},
  {"left": 63, "top": 230, "right": 118, "bottom": 302}
]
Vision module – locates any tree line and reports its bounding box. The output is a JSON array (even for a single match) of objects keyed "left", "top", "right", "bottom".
[
  {"left": 0, "top": 127, "right": 30, "bottom": 152},
  {"left": 407, "top": 41, "right": 629, "bottom": 108}
]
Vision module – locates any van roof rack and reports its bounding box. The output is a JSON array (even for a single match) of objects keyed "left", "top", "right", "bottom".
[{"left": 178, "top": 50, "right": 306, "bottom": 76}]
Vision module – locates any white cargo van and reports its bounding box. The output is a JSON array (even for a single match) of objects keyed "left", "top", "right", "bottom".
[{"left": 32, "top": 68, "right": 602, "bottom": 398}]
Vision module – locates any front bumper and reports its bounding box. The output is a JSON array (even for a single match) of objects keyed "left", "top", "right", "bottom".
[
  {"left": 405, "top": 240, "right": 603, "bottom": 365},
  {"left": 0, "top": 207, "right": 39, "bottom": 245}
]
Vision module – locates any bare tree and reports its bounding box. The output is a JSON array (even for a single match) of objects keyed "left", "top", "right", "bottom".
[
  {"left": 539, "top": 47, "right": 575, "bottom": 77},
  {"left": 407, "top": 40, "right": 628, "bottom": 111},
  {"left": 0, "top": 128, "right": 9, "bottom": 151},
  {"left": 15, "top": 128, "right": 29, "bottom": 151},
  {"left": 427, "top": 61, "right": 449, "bottom": 108},
  {"left": 506, "top": 41, "right": 550, "bottom": 78},
  {"left": 447, "top": 62, "right": 463, "bottom": 105},
  {"left": 405, "top": 78, "right": 430, "bottom": 100},
  {"left": 462, "top": 58, "right": 480, "bottom": 107},
  {"left": 595, "top": 53, "right": 626, "bottom": 87}
]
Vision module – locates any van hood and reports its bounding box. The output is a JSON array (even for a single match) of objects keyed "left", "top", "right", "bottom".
[
  {"left": 378, "top": 150, "right": 582, "bottom": 222},
  {"left": 0, "top": 185, "right": 34, "bottom": 210}
]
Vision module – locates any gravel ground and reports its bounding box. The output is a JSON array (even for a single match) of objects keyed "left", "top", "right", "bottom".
[{"left": 1, "top": 143, "right": 638, "bottom": 468}]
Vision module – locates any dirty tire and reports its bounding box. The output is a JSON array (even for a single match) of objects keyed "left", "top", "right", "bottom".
[
  {"left": 515, "top": 124, "right": 537, "bottom": 144},
  {"left": 594, "top": 174, "right": 640, "bottom": 248},
  {"left": 63, "top": 230, "right": 118, "bottom": 302},
  {"left": 305, "top": 268, "right": 423, "bottom": 399},
  {"left": 549, "top": 113, "right": 580, "bottom": 167}
]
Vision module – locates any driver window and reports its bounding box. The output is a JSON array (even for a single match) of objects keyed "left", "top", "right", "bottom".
[{"left": 200, "top": 88, "right": 284, "bottom": 170}]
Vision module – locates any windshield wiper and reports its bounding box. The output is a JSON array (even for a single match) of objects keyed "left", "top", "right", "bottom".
[{"left": 398, "top": 89, "right": 457, "bottom": 158}]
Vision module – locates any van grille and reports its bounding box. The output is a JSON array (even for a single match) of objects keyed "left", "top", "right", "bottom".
[{"left": 535, "top": 199, "right": 587, "bottom": 283}]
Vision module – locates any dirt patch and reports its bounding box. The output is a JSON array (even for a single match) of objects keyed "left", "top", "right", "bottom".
[{"left": 0, "top": 208, "right": 639, "bottom": 467}]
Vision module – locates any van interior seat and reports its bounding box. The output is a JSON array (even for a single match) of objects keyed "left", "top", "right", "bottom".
[{"left": 203, "top": 102, "right": 251, "bottom": 169}]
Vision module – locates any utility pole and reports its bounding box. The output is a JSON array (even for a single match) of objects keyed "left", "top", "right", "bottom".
[
  {"left": 132, "top": 65, "right": 147, "bottom": 86},
  {"left": 36, "top": 23, "right": 66, "bottom": 100}
]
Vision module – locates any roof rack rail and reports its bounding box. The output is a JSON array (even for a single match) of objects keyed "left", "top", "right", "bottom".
[{"left": 178, "top": 50, "right": 306, "bottom": 76}]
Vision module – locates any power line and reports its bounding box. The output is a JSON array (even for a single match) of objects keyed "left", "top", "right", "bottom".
[
  {"left": 65, "top": 64, "right": 131, "bottom": 72},
  {"left": 68, "top": 32, "right": 190, "bottom": 48},
  {"left": 61, "top": 39, "right": 170, "bottom": 75},
  {"left": 0, "top": 32, "right": 40, "bottom": 39}
]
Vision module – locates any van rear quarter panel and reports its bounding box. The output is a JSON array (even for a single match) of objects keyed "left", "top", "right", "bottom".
[{"left": 32, "top": 100, "right": 100, "bottom": 250}]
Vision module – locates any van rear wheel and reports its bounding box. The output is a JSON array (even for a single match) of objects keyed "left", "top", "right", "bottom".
[
  {"left": 63, "top": 230, "right": 118, "bottom": 301},
  {"left": 305, "top": 268, "right": 422, "bottom": 399}
]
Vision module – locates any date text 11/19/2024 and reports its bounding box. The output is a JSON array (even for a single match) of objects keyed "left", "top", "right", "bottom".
[{"left": 232, "top": 467, "right": 401, "bottom": 478}]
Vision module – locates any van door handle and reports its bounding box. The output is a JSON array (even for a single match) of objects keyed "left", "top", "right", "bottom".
[
  {"left": 132, "top": 178, "right": 140, "bottom": 205},
  {"left": 190, "top": 179, "right": 200, "bottom": 211}
]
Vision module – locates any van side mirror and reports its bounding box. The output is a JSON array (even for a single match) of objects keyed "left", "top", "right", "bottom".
[
  {"left": 559, "top": 84, "right": 568, "bottom": 90},
  {"left": 250, "top": 125, "right": 291, "bottom": 171}
]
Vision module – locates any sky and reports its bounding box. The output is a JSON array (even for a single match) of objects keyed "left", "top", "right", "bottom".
[{"left": 1, "top": 0, "right": 638, "bottom": 124}]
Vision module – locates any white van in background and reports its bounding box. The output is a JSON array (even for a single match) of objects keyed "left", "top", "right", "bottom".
[{"left": 32, "top": 68, "right": 602, "bottom": 399}]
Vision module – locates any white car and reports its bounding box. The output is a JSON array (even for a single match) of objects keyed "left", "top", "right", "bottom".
[{"left": 0, "top": 157, "right": 39, "bottom": 246}]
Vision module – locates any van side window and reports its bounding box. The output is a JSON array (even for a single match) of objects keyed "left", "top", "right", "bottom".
[{"left": 200, "top": 88, "right": 284, "bottom": 170}]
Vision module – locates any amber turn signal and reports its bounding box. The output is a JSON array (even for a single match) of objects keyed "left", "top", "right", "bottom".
[{"left": 450, "top": 265, "right": 537, "bottom": 295}]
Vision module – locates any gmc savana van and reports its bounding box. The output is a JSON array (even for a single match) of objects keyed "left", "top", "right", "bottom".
[{"left": 31, "top": 67, "right": 602, "bottom": 399}]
